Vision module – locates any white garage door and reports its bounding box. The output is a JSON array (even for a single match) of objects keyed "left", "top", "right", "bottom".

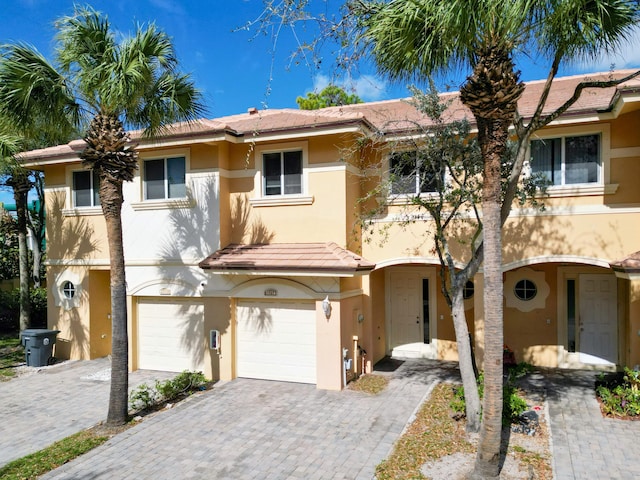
[
  {"left": 138, "top": 298, "right": 204, "bottom": 372},
  {"left": 237, "top": 301, "right": 316, "bottom": 384}
]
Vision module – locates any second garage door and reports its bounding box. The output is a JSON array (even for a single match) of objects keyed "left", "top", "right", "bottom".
[
  {"left": 137, "top": 298, "right": 204, "bottom": 372},
  {"left": 236, "top": 301, "right": 317, "bottom": 384}
]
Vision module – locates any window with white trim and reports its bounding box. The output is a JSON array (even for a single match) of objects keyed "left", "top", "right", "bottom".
[
  {"left": 72, "top": 170, "right": 100, "bottom": 207},
  {"left": 530, "top": 134, "right": 600, "bottom": 186},
  {"left": 263, "top": 150, "right": 303, "bottom": 196},
  {"left": 389, "top": 151, "right": 441, "bottom": 195},
  {"left": 144, "top": 156, "right": 186, "bottom": 200}
]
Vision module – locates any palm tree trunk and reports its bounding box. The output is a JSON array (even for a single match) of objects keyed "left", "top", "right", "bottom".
[
  {"left": 101, "top": 176, "right": 129, "bottom": 426},
  {"left": 12, "top": 174, "right": 31, "bottom": 331},
  {"left": 472, "top": 117, "right": 507, "bottom": 479}
]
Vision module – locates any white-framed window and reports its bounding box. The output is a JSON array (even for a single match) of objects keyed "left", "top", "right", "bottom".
[
  {"left": 250, "top": 142, "right": 312, "bottom": 207},
  {"left": 530, "top": 134, "right": 600, "bottom": 186},
  {"left": 72, "top": 170, "right": 100, "bottom": 207},
  {"left": 389, "top": 151, "right": 441, "bottom": 195},
  {"left": 143, "top": 156, "right": 186, "bottom": 200},
  {"left": 263, "top": 150, "right": 302, "bottom": 196}
]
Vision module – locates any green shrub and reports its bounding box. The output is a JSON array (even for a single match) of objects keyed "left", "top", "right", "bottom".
[
  {"left": 129, "top": 383, "right": 159, "bottom": 412},
  {"left": 30, "top": 287, "right": 47, "bottom": 328},
  {"left": 596, "top": 367, "right": 640, "bottom": 417},
  {"left": 450, "top": 364, "right": 532, "bottom": 424},
  {"left": 0, "top": 289, "right": 18, "bottom": 332},
  {"left": 155, "top": 370, "right": 206, "bottom": 400},
  {"left": 129, "top": 371, "right": 207, "bottom": 413},
  {"left": 0, "top": 287, "right": 48, "bottom": 333}
]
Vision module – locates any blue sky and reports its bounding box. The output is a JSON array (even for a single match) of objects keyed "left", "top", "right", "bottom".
[{"left": 2, "top": 0, "right": 640, "bottom": 205}]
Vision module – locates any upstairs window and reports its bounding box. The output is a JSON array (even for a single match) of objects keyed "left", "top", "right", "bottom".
[
  {"left": 73, "top": 170, "right": 100, "bottom": 207},
  {"left": 263, "top": 150, "right": 302, "bottom": 196},
  {"left": 530, "top": 134, "right": 600, "bottom": 186},
  {"left": 390, "top": 151, "right": 441, "bottom": 195},
  {"left": 144, "top": 156, "right": 186, "bottom": 200}
]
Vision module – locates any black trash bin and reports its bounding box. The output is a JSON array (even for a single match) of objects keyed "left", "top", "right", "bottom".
[{"left": 20, "top": 329, "right": 60, "bottom": 367}]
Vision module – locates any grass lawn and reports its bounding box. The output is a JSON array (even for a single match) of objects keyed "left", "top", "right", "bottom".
[
  {"left": 0, "top": 334, "right": 23, "bottom": 381},
  {"left": 0, "top": 429, "right": 108, "bottom": 480}
]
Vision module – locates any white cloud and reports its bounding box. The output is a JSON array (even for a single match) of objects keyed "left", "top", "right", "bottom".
[
  {"left": 309, "top": 74, "right": 388, "bottom": 101},
  {"left": 578, "top": 25, "right": 640, "bottom": 72},
  {"left": 351, "top": 75, "right": 388, "bottom": 101},
  {"left": 148, "top": 0, "right": 186, "bottom": 16}
]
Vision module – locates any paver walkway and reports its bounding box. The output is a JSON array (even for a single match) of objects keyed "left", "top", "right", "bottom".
[
  {"left": 545, "top": 370, "right": 640, "bottom": 480},
  {"left": 0, "top": 357, "right": 174, "bottom": 467},
  {"left": 40, "top": 359, "right": 460, "bottom": 480}
]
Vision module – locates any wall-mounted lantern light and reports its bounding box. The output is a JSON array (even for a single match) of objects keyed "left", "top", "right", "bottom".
[{"left": 322, "top": 295, "right": 332, "bottom": 318}]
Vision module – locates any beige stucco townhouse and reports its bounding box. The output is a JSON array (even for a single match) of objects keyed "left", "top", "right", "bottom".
[{"left": 19, "top": 70, "right": 640, "bottom": 390}]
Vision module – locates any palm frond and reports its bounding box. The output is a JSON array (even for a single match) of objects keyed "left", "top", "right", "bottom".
[
  {"left": 0, "top": 43, "right": 79, "bottom": 145},
  {"left": 358, "top": 0, "right": 540, "bottom": 82},
  {"left": 55, "top": 4, "right": 117, "bottom": 108},
  {"left": 536, "top": 0, "right": 639, "bottom": 63}
]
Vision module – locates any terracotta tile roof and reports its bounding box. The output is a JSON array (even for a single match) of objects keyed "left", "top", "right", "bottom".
[
  {"left": 611, "top": 251, "right": 640, "bottom": 273},
  {"left": 18, "top": 70, "right": 640, "bottom": 163},
  {"left": 199, "top": 243, "right": 375, "bottom": 274}
]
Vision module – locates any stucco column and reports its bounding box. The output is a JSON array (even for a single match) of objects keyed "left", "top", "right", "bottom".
[
  {"left": 127, "top": 294, "right": 134, "bottom": 372},
  {"left": 628, "top": 278, "right": 640, "bottom": 367},
  {"left": 315, "top": 299, "right": 342, "bottom": 390}
]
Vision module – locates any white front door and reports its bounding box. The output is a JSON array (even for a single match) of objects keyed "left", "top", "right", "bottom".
[
  {"left": 579, "top": 274, "right": 617, "bottom": 365},
  {"left": 389, "top": 271, "right": 423, "bottom": 348}
]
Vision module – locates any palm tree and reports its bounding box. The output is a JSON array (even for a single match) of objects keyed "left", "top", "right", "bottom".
[
  {"left": 0, "top": 118, "right": 41, "bottom": 332},
  {"left": 0, "top": 6, "right": 204, "bottom": 426},
  {"left": 355, "top": 0, "right": 639, "bottom": 477},
  {"left": 0, "top": 134, "right": 27, "bottom": 333}
]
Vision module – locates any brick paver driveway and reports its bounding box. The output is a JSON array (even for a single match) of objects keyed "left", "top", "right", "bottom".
[{"left": 41, "top": 360, "right": 459, "bottom": 480}]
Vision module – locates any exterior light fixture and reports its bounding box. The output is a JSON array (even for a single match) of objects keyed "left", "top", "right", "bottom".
[{"left": 322, "top": 295, "right": 332, "bottom": 318}]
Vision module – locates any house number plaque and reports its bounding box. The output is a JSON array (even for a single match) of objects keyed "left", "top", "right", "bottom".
[{"left": 264, "top": 288, "right": 278, "bottom": 297}]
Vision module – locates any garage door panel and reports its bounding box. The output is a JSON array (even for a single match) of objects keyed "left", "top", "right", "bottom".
[
  {"left": 138, "top": 299, "right": 204, "bottom": 373},
  {"left": 237, "top": 301, "right": 316, "bottom": 384},
  {"left": 239, "top": 342, "right": 315, "bottom": 356}
]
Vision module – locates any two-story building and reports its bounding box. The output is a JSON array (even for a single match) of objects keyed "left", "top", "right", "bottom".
[{"left": 20, "top": 70, "right": 640, "bottom": 390}]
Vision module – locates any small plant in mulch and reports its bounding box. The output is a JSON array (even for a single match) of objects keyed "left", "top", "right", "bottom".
[
  {"left": 595, "top": 367, "right": 640, "bottom": 419},
  {"left": 129, "top": 370, "right": 210, "bottom": 414},
  {"left": 348, "top": 374, "right": 389, "bottom": 395},
  {"left": 450, "top": 363, "right": 532, "bottom": 425},
  {"left": 376, "top": 383, "right": 475, "bottom": 479},
  {"left": 377, "top": 372, "right": 553, "bottom": 480}
]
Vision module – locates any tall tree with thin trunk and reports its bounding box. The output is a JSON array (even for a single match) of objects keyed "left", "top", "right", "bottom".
[
  {"left": 0, "top": 6, "right": 204, "bottom": 425},
  {"left": 0, "top": 119, "right": 37, "bottom": 331},
  {"left": 353, "top": 0, "right": 639, "bottom": 477}
]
